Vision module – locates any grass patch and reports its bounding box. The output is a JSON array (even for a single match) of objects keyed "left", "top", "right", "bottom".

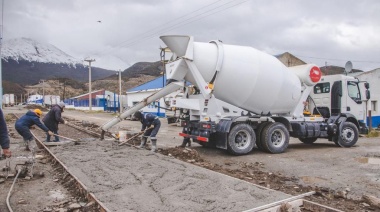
[
  {"left": 5, "top": 114, "right": 14, "bottom": 122},
  {"left": 367, "top": 130, "right": 379, "bottom": 138}
]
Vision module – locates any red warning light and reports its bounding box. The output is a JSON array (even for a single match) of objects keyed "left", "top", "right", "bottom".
[{"left": 310, "top": 66, "right": 321, "bottom": 83}]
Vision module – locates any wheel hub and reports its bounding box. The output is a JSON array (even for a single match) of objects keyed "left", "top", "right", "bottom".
[
  {"left": 235, "top": 131, "right": 250, "bottom": 150},
  {"left": 341, "top": 128, "right": 354, "bottom": 142},
  {"left": 271, "top": 130, "right": 285, "bottom": 146}
]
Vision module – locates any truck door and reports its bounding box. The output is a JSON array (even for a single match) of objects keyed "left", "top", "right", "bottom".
[
  {"left": 331, "top": 81, "right": 342, "bottom": 116},
  {"left": 310, "top": 82, "right": 331, "bottom": 117},
  {"left": 344, "top": 80, "right": 364, "bottom": 119}
]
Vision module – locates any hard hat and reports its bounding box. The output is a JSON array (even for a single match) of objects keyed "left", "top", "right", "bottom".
[
  {"left": 58, "top": 101, "right": 66, "bottom": 108},
  {"left": 34, "top": 109, "right": 42, "bottom": 117}
]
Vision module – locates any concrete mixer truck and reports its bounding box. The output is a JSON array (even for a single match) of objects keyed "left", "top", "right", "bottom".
[{"left": 100, "top": 35, "right": 369, "bottom": 155}]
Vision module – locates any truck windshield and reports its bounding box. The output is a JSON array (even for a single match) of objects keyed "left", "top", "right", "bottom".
[{"left": 347, "top": 81, "right": 361, "bottom": 103}]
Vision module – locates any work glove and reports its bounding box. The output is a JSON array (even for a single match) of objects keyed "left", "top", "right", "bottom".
[
  {"left": 48, "top": 131, "right": 54, "bottom": 136},
  {"left": 2, "top": 149, "right": 11, "bottom": 158}
]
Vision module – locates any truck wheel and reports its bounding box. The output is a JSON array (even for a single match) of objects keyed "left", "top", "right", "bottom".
[
  {"left": 255, "top": 122, "right": 271, "bottom": 151},
  {"left": 299, "top": 137, "right": 318, "bottom": 144},
  {"left": 261, "top": 122, "right": 289, "bottom": 154},
  {"left": 227, "top": 123, "right": 255, "bottom": 155},
  {"left": 337, "top": 122, "right": 359, "bottom": 147}
]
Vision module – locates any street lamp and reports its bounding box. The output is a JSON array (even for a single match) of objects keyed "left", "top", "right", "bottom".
[
  {"left": 118, "top": 69, "right": 122, "bottom": 113},
  {"left": 84, "top": 58, "right": 95, "bottom": 111}
]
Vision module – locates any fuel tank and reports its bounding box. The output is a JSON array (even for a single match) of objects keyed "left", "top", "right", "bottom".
[{"left": 161, "top": 35, "right": 320, "bottom": 115}]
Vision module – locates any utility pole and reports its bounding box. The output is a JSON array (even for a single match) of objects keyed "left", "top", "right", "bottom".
[
  {"left": 118, "top": 69, "right": 122, "bottom": 113},
  {"left": 63, "top": 80, "right": 66, "bottom": 100},
  {"left": 0, "top": 0, "right": 4, "bottom": 108},
  {"left": 84, "top": 59, "right": 95, "bottom": 111},
  {"left": 40, "top": 79, "right": 45, "bottom": 106}
]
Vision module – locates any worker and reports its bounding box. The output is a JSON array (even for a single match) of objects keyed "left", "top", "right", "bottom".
[
  {"left": 15, "top": 109, "right": 53, "bottom": 151},
  {"left": 180, "top": 137, "right": 192, "bottom": 147},
  {"left": 133, "top": 111, "right": 161, "bottom": 152},
  {"left": 43, "top": 101, "right": 66, "bottom": 142},
  {"left": 0, "top": 108, "right": 11, "bottom": 157}
]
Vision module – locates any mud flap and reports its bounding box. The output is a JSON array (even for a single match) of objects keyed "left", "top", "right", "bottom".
[{"left": 215, "top": 119, "right": 234, "bottom": 149}]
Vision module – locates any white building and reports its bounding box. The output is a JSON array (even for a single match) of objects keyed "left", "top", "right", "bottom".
[
  {"left": 126, "top": 76, "right": 182, "bottom": 117},
  {"left": 357, "top": 68, "right": 380, "bottom": 128},
  {"left": 27, "top": 94, "right": 44, "bottom": 104}
]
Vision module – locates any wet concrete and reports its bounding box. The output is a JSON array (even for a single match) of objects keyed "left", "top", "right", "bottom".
[{"left": 50, "top": 139, "right": 292, "bottom": 211}]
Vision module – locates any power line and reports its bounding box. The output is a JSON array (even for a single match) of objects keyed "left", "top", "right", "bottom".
[
  {"left": 117, "top": 0, "right": 251, "bottom": 50},
  {"left": 98, "top": 0, "right": 251, "bottom": 55},
  {"left": 295, "top": 54, "right": 380, "bottom": 64}
]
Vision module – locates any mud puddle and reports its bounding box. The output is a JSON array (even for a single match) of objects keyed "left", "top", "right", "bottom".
[{"left": 357, "top": 157, "right": 380, "bottom": 165}]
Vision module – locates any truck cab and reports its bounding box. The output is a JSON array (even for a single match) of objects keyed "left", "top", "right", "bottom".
[{"left": 309, "top": 75, "right": 369, "bottom": 134}]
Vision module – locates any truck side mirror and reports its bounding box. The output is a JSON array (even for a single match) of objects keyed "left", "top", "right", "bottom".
[
  {"left": 366, "top": 90, "right": 370, "bottom": 100},
  {"left": 364, "top": 82, "right": 370, "bottom": 89}
]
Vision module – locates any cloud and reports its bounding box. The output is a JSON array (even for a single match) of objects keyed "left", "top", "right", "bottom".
[{"left": 3, "top": 0, "right": 380, "bottom": 71}]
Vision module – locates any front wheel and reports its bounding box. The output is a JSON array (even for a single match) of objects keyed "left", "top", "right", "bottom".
[
  {"left": 227, "top": 123, "right": 255, "bottom": 155},
  {"left": 337, "top": 122, "right": 359, "bottom": 147},
  {"left": 261, "top": 122, "right": 289, "bottom": 154}
]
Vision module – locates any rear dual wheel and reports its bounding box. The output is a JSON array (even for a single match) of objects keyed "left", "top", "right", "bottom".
[
  {"left": 261, "top": 122, "right": 289, "bottom": 154},
  {"left": 255, "top": 122, "right": 271, "bottom": 151},
  {"left": 227, "top": 123, "right": 255, "bottom": 155}
]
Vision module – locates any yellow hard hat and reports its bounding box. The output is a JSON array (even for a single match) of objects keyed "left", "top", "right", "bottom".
[{"left": 34, "top": 109, "right": 42, "bottom": 117}]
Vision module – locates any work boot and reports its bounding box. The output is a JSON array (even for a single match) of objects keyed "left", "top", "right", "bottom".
[
  {"left": 151, "top": 139, "right": 157, "bottom": 152},
  {"left": 179, "top": 138, "right": 189, "bottom": 147},
  {"left": 138, "top": 137, "right": 147, "bottom": 149},
  {"left": 187, "top": 139, "right": 191, "bottom": 147},
  {"left": 24, "top": 139, "right": 31, "bottom": 151}
]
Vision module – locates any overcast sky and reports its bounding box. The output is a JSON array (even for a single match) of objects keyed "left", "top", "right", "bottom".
[{"left": 3, "top": 0, "right": 380, "bottom": 71}]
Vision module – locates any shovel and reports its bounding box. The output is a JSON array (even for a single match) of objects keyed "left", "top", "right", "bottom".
[
  {"left": 52, "top": 134, "right": 79, "bottom": 143},
  {"left": 118, "top": 127, "right": 154, "bottom": 147}
]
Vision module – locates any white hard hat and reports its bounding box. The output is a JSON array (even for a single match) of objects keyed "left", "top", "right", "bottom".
[{"left": 58, "top": 101, "right": 66, "bottom": 108}]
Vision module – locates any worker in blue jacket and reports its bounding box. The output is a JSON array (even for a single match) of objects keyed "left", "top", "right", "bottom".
[
  {"left": 0, "top": 108, "right": 11, "bottom": 157},
  {"left": 133, "top": 111, "right": 161, "bottom": 152},
  {"left": 15, "top": 109, "right": 53, "bottom": 151}
]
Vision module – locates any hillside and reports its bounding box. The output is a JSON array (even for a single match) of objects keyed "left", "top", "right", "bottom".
[
  {"left": 92, "top": 61, "right": 163, "bottom": 93},
  {"left": 1, "top": 37, "right": 115, "bottom": 85},
  {"left": 320, "top": 65, "right": 363, "bottom": 75},
  {"left": 2, "top": 59, "right": 115, "bottom": 85}
]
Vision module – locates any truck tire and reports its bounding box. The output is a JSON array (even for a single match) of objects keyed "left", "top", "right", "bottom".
[
  {"left": 227, "top": 123, "right": 255, "bottom": 155},
  {"left": 299, "top": 137, "right": 318, "bottom": 144},
  {"left": 261, "top": 122, "right": 289, "bottom": 154},
  {"left": 337, "top": 122, "right": 359, "bottom": 147},
  {"left": 255, "top": 122, "right": 271, "bottom": 151}
]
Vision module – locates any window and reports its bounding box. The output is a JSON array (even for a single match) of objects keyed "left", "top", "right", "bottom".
[
  {"left": 314, "top": 82, "right": 330, "bottom": 94},
  {"left": 372, "top": 101, "right": 377, "bottom": 112},
  {"left": 347, "top": 81, "right": 361, "bottom": 102}
]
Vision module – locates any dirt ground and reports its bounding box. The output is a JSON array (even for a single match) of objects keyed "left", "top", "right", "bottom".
[{"left": 1, "top": 107, "right": 380, "bottom": 211}]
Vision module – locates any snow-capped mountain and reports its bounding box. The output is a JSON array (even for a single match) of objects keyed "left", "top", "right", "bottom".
[
  {"left": 1, "top": 38, "right": 115, "bottom": 85},
  {"left": 1, "top": 38, "right": 81, "bottom": 66}
]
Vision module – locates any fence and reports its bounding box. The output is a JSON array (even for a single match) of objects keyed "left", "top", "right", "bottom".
[{"left": 64, "top": 98, "right": 120, "bottom": 112}]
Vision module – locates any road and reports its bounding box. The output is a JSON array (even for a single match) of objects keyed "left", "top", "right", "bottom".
[{"left": 3, "top": 107, "right": 380, "bottom": 210}]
